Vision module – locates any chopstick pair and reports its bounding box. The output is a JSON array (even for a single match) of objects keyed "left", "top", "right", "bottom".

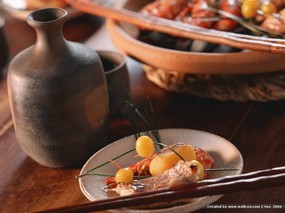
[
  {"left": 37, "top": 166, "right": 285, "bottom": 213},
  {"left": 66, "top": 0, "right": 285, "bottom": 54}
]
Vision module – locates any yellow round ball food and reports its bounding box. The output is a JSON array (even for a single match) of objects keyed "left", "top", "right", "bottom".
[
  {"left": 241, "top": 0, "right": 259, "bottom": 19},
  {"left": 149, "top": 143, "right": 196, "bottom": 176},
  {"left": 135, "top": 135, "right": 155, "bottom": 158},
  {"left": 261, "top": 2, "right": 277, "bottom": 15},
  {"left": 115, "top": 168, "right": 134, "bottom": 183}
]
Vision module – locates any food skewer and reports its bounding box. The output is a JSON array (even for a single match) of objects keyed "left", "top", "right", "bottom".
[
  {"left": 66, "top": 0, "right": 285, "bottom": 54},
  {"left": 37, "top": 166, "right": 285, "bottom": 213}
]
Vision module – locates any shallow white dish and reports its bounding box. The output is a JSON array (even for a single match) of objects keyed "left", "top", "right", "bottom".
[{"left": 79, "top": 128, "right": 243, "bottom": 213}]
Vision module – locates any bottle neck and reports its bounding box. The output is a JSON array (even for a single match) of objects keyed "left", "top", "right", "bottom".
[
  {"left": 27, "top": 8, "right": 68, "bottom": 56},
  {"left": 34, "top": 24, "right": 67, "bottom": 54}
]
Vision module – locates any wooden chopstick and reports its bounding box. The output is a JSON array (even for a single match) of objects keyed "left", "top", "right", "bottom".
[
  {"left": 37, "top": 166, "right": 285, "bottom": 213},
  {"left": 66, "top": 0, "right": 285, "bottom": 54}
]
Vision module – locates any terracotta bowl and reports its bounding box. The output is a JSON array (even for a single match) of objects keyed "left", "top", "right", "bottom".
[{"left": 106, "top": 0, "right": 285, "bottom": 75}]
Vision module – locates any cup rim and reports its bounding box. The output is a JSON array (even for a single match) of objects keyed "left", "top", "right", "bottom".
[
  {"left": 96, "top": 50, "right": 126, "bottom": 74},
  {"left": 27, "top": 7, "right": 68, "bottom": 25}
]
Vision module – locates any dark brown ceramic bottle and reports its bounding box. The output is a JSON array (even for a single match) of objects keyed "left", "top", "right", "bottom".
[{"left": 7, "top": 8, "right": 109, "bottom": 168}]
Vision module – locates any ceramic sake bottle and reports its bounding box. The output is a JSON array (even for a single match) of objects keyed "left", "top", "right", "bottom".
[{"left": 7, "top": 8, "right": 109, "bottom": 168}]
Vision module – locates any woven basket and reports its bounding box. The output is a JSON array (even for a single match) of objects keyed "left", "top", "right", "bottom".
[{"left": 143, "top": 64, "right": 285, "bottom": 102}]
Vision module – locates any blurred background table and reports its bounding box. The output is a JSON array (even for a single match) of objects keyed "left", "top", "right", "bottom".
[{"left": 0, "top": 8, "right": 285, "bottom": 213}]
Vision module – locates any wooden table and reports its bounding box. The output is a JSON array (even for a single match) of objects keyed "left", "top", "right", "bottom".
[{"left": 1, "top": 10, "right": 285, "bottom": 213}]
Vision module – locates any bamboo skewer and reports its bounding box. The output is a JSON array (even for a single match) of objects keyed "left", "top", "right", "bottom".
[
  {"left": 67, "top": 0, "right": 285, "bottom": 54},
  {"left": 37, "top": 166, "right": 285, "bottom": 213}
]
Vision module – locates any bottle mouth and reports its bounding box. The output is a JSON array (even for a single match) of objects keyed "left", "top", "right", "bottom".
[{"left": 27, "top": 8, "right": 67, "bottom": 23}]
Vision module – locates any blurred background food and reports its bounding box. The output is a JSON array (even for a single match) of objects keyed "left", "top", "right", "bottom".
[
  {"left": 25, "top": 0, "right": 68, "bottom": 10},
  {"left": 1, "top": 0, "right": 83, "bottom": 21},
  {"left": 2, "top": 0, "right": 69, "bottom": 10}
]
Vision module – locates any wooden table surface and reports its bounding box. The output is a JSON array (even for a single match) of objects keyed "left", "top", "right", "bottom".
[{"left": 1, "top": 9, "right": 285, "bottom": 213}]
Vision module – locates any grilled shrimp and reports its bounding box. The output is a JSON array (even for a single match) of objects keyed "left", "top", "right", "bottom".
[
  {"left": 104, "top": 144, "right": 214, "bottom": 190},
  {"left": 181, "top": 0, "right": 216, "bottom": 28},
  {"left": 141, "top": 0, "right": 241, "bottom": 30},
  {"left": 141, "top": 0, "right": 189, "bottom": 19},
  {"left": 113, "top": 160, "right": 200, "bottom": 196},
  {"left": 214, "top": 0, "right": 241, "bottom": 31}
]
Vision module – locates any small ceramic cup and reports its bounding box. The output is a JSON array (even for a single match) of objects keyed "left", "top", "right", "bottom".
[
  {"left": 97, "top": 50, "right": 130, "bottom": 117},
  {"left": 0, "top": 16, "right": 9, "bottom": 78}
]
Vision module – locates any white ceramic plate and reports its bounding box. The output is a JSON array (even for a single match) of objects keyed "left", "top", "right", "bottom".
[{"left": 79, "top": 128, "right": 243, "bottom": 213}]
